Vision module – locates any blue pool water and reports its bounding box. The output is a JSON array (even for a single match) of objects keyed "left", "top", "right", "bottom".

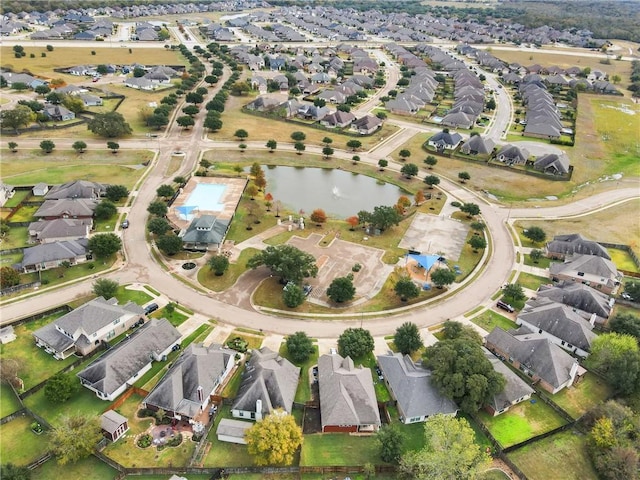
[{"left": 177, "top": 183, "right": 227, "bottom": 220}]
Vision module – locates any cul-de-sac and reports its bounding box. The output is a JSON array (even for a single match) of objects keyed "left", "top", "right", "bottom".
[{"left": 0, "top": 1, "right": 638, "bottom": 479}]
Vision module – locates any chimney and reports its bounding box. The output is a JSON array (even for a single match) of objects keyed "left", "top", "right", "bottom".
[
  {"left": 589, "top": 313, "right": 597, "bottom": 328},
  {"left": 255, "top": 399, "right": 263, "bottom": 421},
  {"left": 568, "top": 362, "right": 579, "bottom": 387},
  {"left": 197, "top": 385, "right": 204, "bottom": 404}
]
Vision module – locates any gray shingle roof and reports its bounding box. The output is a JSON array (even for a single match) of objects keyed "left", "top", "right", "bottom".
[
  {"left": 28, "top": 218, "right": 90, "bottom": 241},
  {"left": 144, "top": 343, "right": 234, "bottom": 419},
  {"left": 546, "top": 234, "right": 611, "bottom": 259},
  {"left": 483, "top": 348, "right": 534, "bottom": 412},
  {"left": 45, "top": 180, "right": 106, "bottom": 200},
  {"left": 232, "top": 347, "right": 299, "bottom": 416},
  {"left": 216, "top": 418, "right": 252, "bottom": 440},
  {"left": 549, "top": 254, "right": 619, "bottom": 283},
  {"left": 77, "top": 319, "right": 181, "bottom": 397},
  {"left": 20, "top": 238, "right": 89, "bottom": 268},
  {"left": 101, "top": 409, "right": 128, "bottom": 434},
  {"left": 460, "top": 135, "right": 495, "bottom": 154},
  {"left": 34, "top": 198, "right": 98, "bottom": 218},
  {"left": 318, "top": 354, "right": 380, "bottom": 429},
  {"left": 377, "top": 353, "right": 457, "bottom": 419},
  {"left": 536, "top": 283, "right": 611, "bottom": 319},
  {"left": 180, "top": 215, "right": 230, "bottom": 246}
]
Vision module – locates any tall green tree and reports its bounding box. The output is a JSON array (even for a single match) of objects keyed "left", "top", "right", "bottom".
[
  {"left": 147, "top": 201, "right": 168, "bottom": 217},
  {"left": 460, "top": 203, "right": 480, "bottom": 218},
  {"left": 327, "top": 274, "right": 356, "bottom": 303},
  {"left": 87, "top": 111, "right": 132, "bottom": 138},
  {"left": 401, "top": 163, "right": 419, "bottom": 179},
  {"left": 44, "top": 373, "right": 78, "bottom": 403},
  {"left": 400, "top": 415, "right": 491, "bottom": 480},
  {"left": 49, "top": 414, "right": 102, "bottom": 465},
  {"left": 92, "top": 278, "right": 119, "bottom": 299},
  {"left": 283, "top": 283, "right": 305, "bottom": 308},
  {"left": 156, "top": 184, "right": 175, "bottom": 199},
  {"left": 523, "top": 226, "right": 547, "bottom": 244},
  {"left": 245, "top": 410, "right": 302, "bottom": 466},
  {"left": 247, "top": 245, "right": 318, "bottom": 285},
  {"left": 608, "top": 313, "right": 640, "bottom": 341},
  {"left": 285, "top": 331, "right": 315, "bottom": 363},
  {"left": 40, "top": 140, "right": 55, "bottom": 153},
  {"left": 338, "top": 327, "right": 374, "bottom": 359},
  {"left": 394, "top": 322, "right": 424, "bottom": 355},
  {"left": 502, "top": 283, "right": 525, "bottom": 303},
  {"left": 94, "top": 200, "right": 117, "bottom": 220},
  {"left": 589, "top": 333, "right": 640, "bottom": 395},
  {"left": 1, "top": 105, "right": 34, "bottom": 131},
  {"left": 394, "top": 277, "right": 420, "bottom": 302},
  {"left": 88, "top": 233, "right": 122, "bottom": 258},
  {"left": 424, "top": 175, "right": 440, "bottom": 188},
  {"left": 430, "top": 268, "right": 456, "bottom": 289},
  {"left": 105, "top": 185, "right": 129, "bottom": 202},
  {"left": 376, "top": 425, "right": 405, "bottom": 463},
  {"left": 156, "top": 234, "right": 183, "bottom": 256},
  {"left": 424, "top": 155, "right": 437, "bottom": 169},
  {"left": 147, "top": 217, "right": 170, "bottom": 235},
  {"left": 207, "top": 255, "right": 230, "bottom": 276},
  {"left": 0, "top": 266, "right": 20, "bottom": 289}
]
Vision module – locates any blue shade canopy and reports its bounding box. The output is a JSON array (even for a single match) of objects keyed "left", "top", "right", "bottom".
[{"left": 407, "top": 253, "right": 440, "bottom": 271}]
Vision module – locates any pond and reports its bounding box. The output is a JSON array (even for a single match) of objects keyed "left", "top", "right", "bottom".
[{"left": 258, "top": 166, "right": 408, "bottom": 218}]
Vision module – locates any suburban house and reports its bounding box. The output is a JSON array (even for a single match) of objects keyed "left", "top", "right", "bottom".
[
  {"left": 495, "top": 145, "right": 530, "bottom": 165},
  {"left": 351, "top": 115, "right": 382, "bottom": 135},
  {"left": 34, "top": 198, "right": 98, "bottom": 222},
  {"left": 515, "top": 298, "right": 598, "bottom": 357},
  {"left": 18, "top": 238, "right": 89, "bottom": 273},
  {"left": 231, "top": 347, "right": 299, "bottom": 421},
  {"left": 536, "top": 283, "right": 613, "bottom": 324},
  {"left": 485, "top": 327, "right": 584, "bottom": 394},
  {"left": 545, "top": 233, "right": 611, "bottom": 260},
  {"left": 441, "top": 111, "right": 474, "bottom": 129},
  {"left": 179, "top": 215, "right": 230, "bottom": 251},
  {"left": 533, "top": 153, "right": 571, "bottom": 175},
  {"left": 483, "top": 349, "right": 534, "bottom": 416},
  {"left": 320, "top": 110, "right": 356, "bottom": 128},
  {"left": 45, "top": 180, "right": 106, "bottom": 200},
  {"left": 78, "top": 93, "right": 103, "bottom": 107},
  {"left": 427, "top": 131, "right": 463, "bottom": 152},
  {"left": 28, "top": 218, "right": 91, "bottom": 244},
  {"left": 143, "top": 343, "right": 235, "bottom": 423},
  {"left": 216, "top": 418, "right": 252, "bottom": 444},
  {"left": 101, "top": 410, "right": 129, "bottom": 442},
  {"left": 43, "top": 104, "right": 75, "bottom": 122},
  {"left": 460, "top": 134, "right": 495, "bottom": 155},
  {"left": 124, "top": 77, "right": 157, "bottom": 91},
  {"left": 33, "top": 296, "right": 144, "bottom": 359},
  {"left": 549, "top": 254, "right": 622, "bottom": 294},
  {"left": 78, "top": 319, "right": 181, "bottom": 401},
  {"left": 318, "top": 353, "right": 381, "bottom": 433},
  {"left": 377, "top": 353, "right": 457, "bottom": 424}
]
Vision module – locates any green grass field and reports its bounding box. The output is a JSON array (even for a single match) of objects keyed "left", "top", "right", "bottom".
[
  {"left": 300, "top": 433, "right": 383, "bottom": 466},
  {"left": 471, "top": 310, "right": 517, "bottom": 334},
  {"left": 151, "top": 306, "right": 189, "bottom": 327},
  {"left": 609, "top": 248, "right": 640, "bottom": 273},
  {"left": 197, "top": 248, "right": 260, "bottom": 292},
  {"left": 516, "top": 272, "right": 550, "bottom": 291},
  {"left": 31, "top": 453, "right": 118, "bottom": 480},
  {"left": 508, "top": 430, "right": 598, "bottom": 480},
  {"left": 3, "top": 189, "right": 30, "bottom": 208},
  {"left": 0, "top": 382, "right": 22, "bottom": 418},
  {"left": 278, "top": 342, "right": 319, "bottom": 404},
  {"left": 477, "top": 395, "right": 567, "bottom": 447},
  {"left": 522, "top": 254, "right": 554, "bottom": 269},
  {"left": 0, "top": 415, "right": 51, "bottom": 466},
  {"left": 550, "top": 373, "right": 612, "bottom": 419},
  {"left": 113, "top": 285, "right": 153, "bottom": 305},
  {"left": 0, "top": 226, "right": 28, "bottom": 250},
  {"left": 203, "top": 404, "right": 253, "bottom": 467}
]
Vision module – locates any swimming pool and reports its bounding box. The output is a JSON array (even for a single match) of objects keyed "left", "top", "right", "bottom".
[{"left": 176, "top": 183, "right": 227, "bottom": 220}]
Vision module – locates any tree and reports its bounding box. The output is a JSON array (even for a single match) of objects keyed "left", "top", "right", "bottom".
[
  {"left": 185, "top": 92, "right": 204, "bottom": 104},
  {"left": 352, "top": 155, "right": 360, "bottom": 165},
  {"left": 246, "top": 184, "right": 259, "bottom": 200},
  {"left": 346, "top": 139, "right": 362, "bottom": 151},
  {"left": 1, "top": 463, "right": 31, "bottom": 480},
  {"left": 8, "top": 142, "right": 18, "bottom": 153},
  {"left": 485, "top": 98, "right": 496, "bottom": 110},
  {"left": 245, "top": 410, "right": 302, "bottom": 466},
  {"left": 147, "top": 201, "right": 168, "bottom": 217},
  {"left": 176, "top": 115, "right": 195, "bottom": 129},
  {"left": 394, "top": 277, "right": 420, "bottom": 302},
  {"left": 208, "top": 255, "right": 230, "bottom": 276},
  {"left": 88, "top": 233, "right": 122, "bottom": 258},
  {"left": 44, "top": 373, "right": 78, "bottom": 403},
  {"left": 35, "top": 84, "right": 51, "bottom": 96},
  {"left": 106, "top": 141, "right": 120, "bottom": 154},
  {"left": 609, "top": 313, "right": 640, "bottom": 340},
  {"left": 460, "top": 203, "right": 480, "bottom": 218},
  {"left": 322, "top": 146, "right": 334, "bottom": 159},
  {"left": 148, "top": 113, "right": 169, "bottom": 130},
  {"left": 424, "top": 175, "right": 440, "bottom": 188},
  {"left": 399, "top": 149, "right": 411, "bottom": 161},
  {"left": 182, "top": 105, "right": 199, "bottom": 116},
  {"left": 147, "top": 217, "right": 171, "bottom": 236},
  {"left": 468, "top": 235, "right": 487, "bottom": 253},
  {"left": 230, "top": 82, "right": 250, "bottom": 96},
  {"left": 376, "top": 425, "right": 404, "bottom": 463},
  {"left": 458, "top": 171, "right": 471, "bottom": 183},
  {"left": 327, "top": 274, "right": 356, "bottom": 303},
  {"left": 294, "top": 142, "right": 306, "bottom": 154},
  {"left": 266, "top": 139, "right": 277, "bottom": 152},
  {"left": 401, "top": 163, "right": 419, "bottom": 179},
  {"left": 156, "top": 234, "right": 183, "bottom": 256},
  {"left": 424, "top": 329, "right": 505, "bottom": 412},
  {"left": 623, "top": 280, "right": 640, "bottom": 302},
  {"left": 400, "top": 415, "right": 491, "bottom": 480},
  {"left": 87, "top": 112, "right": 132, "bottom": 138},
  {"left": 204, "top": 116, "right": 223, "bottom": 132},
  {"left": 247, "top": 244, "right": 318, "bottom": 285},
  {"left": 415, "top": 190, "right": 426, "bottom": 205},
  {"left": 502, "top": 283, "right": 525, "bottom": 303},
  {"left": 94, "top": 200, "right": 117, "bottom": 220},
  {"left": 0, "top": 266, "right": 20, "bottom": 289},
  {"left": 204, "top": 75, "right": 218, "bottom": 85},
  {"left": 49, "top": 414, "right": 102, "bottom": 465},
  {"left": 156, "top": 184, "right": 175, "bottom": 199},
  {"left": 92, "top": 278, "right": 119, "bottom": 299},
  {"left": 322, "top": 136, "right": 333, "bottom": 146},
  {"left": 1, "top": 106, "right": 33, "bottom": 131},
  {"left": 424, "top": 155, "right": 438, "bottom": 169},
  {"left": 310, "top": 209, "right": 327, "bottom": 226},
  {"left": 530, "top": 249, "right": 543, "bottom": 264},
  {"left": 40, "top": 140, "right": 55, "bottom": 153},
  {"left": 105, "top": 185, "right": 129, "bottom": 202},
  {"left": 523, "top": 226, "right": 546, "bottom": 244},
  {"left": 234, "top": 129, "right": 248, "bottom": 141},
  {"left": 338, "top": 328, "right": 374, "bottom": 359},
  {"left": 589, "top": 333, "right": 640, "bottom": 395},
  {"left": 290, "top": 131, "right": 306, "bottom": 142},
  {"left": 62, "top": 95, "right": 85, "bottom": 114},
  {"left": 286, "top": 331, "right": 315, "bottom": 363},
  {"left": 283, "top": 283, "right": 305, "bottom": 308},
  {"left": 378, "top": 159, "right": 388, "bottom": 171},
  {"left": 431, "top": 268, "right": 456, "bottom": 289},
  {"left": 346, "top": 216, "right": 359, "bottom": 231},
  {"left": 394, "top": 322, "right": 424, "bottom": 355}
]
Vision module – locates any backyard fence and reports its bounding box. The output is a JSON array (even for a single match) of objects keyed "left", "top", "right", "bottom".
[
  {"left": 0, "top": 408, "right": 27, "bottom": 425},
  {"left": 0, "top": 282, "right": 40, "bottom": 297}
]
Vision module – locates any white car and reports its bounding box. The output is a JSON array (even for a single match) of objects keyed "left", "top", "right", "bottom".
[{"left": 622, "top": 293, "right": 632, "bottom": 300}]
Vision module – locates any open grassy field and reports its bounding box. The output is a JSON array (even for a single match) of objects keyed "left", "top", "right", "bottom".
[
  {"left": 0, "top": 415, "right": 51, "bottom": 466},
  {"left": 106, "top": 83, "right": 179, "bottom": 134},
  {"left": 508, "top": 429, "right": 598, "bottom": 480},
  {"left": 514, "top": 198, "right": 640, "bottom": 256},
  {"left": 32, "top": 453, "right": 118, "bottom": 480},
  {"left": 0, "top": 46, "right": 185, "bottom": 78},
  {"left": 471, "top": 310, "right": 517, "bottom": 334},
  {"left": 477, "top": 394, "right": 568, "bottom": 447},
  {"left": 1, "top": 149, "right": 153, "bottom": 189},
  {"left": 0, "top": 382, "right": 22, "bottom": 418},
  {"left": 550, "top": 373, "right": 612, "bottom": 419}
]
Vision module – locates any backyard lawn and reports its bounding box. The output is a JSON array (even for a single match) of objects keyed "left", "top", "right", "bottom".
[
  {"left": 515, "top": 272, "right": 550, "bottom": 291},
  {"left": 279, "top": 342, "right": 319, "bottom": 404},
  {"left": 609, "top": 247, "right": 639, "bottom": 273},
  {"left": 0, "top": 415, "right": 51, "bottom": 466},
  {"left": 0, "top": 311, "right": 77, "bottom": 390},
  {"left": 300, "top": 433, "right": 382, "bottom": 466},
  {"left": 508, "top": 430, "right": 598, "bottom": 480},
  {"left": 202, "top": 405, "right": 253, "bottom": 467},
  {"left": 476, "top": 395, "right": 567, "bottom": 448},
  {"left": 150, "top": 306, "right": 189, "bottom": 327},
  {"left": 0, "top": 226, "right": 28, "bottom": 250},
  {"left": 31, "top": 453, "right": 118, "bottom": 480},
  {"left": 471, "top": 310, "right": 517, "bottom": 334},
  {"left": 550, "top": 373, "right": 612, "bottom": 419},
  {"left": 0, "top": 382, "right": 22, "bottom": 418},
  {"left": 224, "top": 331, "right": 264, "bottom": 351}
]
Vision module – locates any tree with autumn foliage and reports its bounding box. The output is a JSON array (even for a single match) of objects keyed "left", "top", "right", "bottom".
[
  {"left": 245, "top": 410, "right": 302, "bottom": 466},
  {"left": 310, "top": 209, "right": 327, "bottom": 226},
  {"left": 264, "top": 192, "right": 273, "bottom": 211},
  {"left": 415, "top": 190, "right": 426, "bottom": 205},
  {"left": 346, "top": 216, "right": 359, "bottom": 231}
]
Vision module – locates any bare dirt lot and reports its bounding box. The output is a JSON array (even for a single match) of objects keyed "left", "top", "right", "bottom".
[{"left": 398, "top": 213, "right": 470, "bottom": 260}]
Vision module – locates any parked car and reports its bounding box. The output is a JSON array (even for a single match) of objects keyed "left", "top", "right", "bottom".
[
  {"left": 303, "top": 284, "right": 313, "bottom": 296},
  {"left": 144, "top": 303, "right": 159, "bottom": 315},
  {"left": 496, "top": 300, "right": 515, "bottom": 313},
  {"left": 622, "top": 293, "right": 632, "bottom": 300},
  {"left": 121, "top": 219, "right": 129, "bottom": 229}
]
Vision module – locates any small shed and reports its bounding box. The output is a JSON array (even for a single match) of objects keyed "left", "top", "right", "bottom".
[
  {"left": 33, "top": 183, "right": 49, "bottom": 197},
  {"left": 101, "top": 410, "right": 129, "bottom": 442},
  {"left": 0, "top": 326, "right": 17, "bottom": 344},
  {"left": 216, "top": 418, "right": 252, "bottom": 444}
]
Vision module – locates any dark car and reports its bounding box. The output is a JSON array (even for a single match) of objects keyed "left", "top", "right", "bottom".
[
  {"left": 144, "top": 303, "right": 159, "bottom": 315},
  {"left": 121, "top": 219, "right": 129, "bottom": 229},
  {"left": 375, "top": 366, "right": 384, "bottom": 380},
  {"left": 496, "top": 300, "right": 515, "bottom": 313},
  {"left": 303, "top": 285, "right": 313, "bottom": 296}
]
